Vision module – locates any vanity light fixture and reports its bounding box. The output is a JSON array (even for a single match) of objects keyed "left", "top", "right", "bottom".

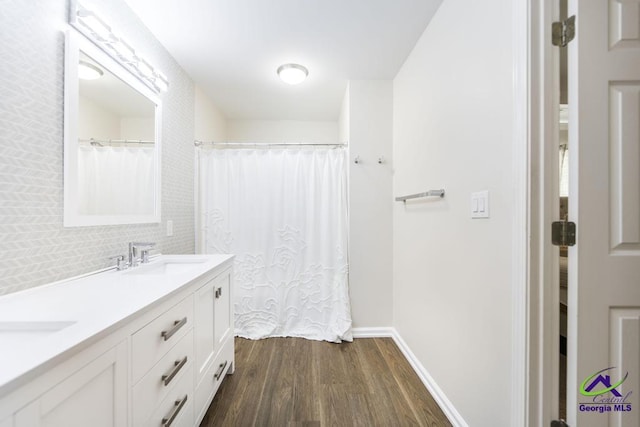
[
  {"left": 277, "top": 63, "right": 309, "bottom": 85},
  {"left": 137, "top": 58, "right": 155, "bottom": 80},
  {"left": 111, "top": 38, "right": 136, "bottom": 64},
  {"left": 72, "top": 2, "right": 169, "bottom": 93},
  {"left": 154, "top": 71, "right": 169, "bottom": 92},
  {"left": 78, "top": 60, "right": 103, "bottom": 80},
  {"left": 76, "top": 7, "right": 113, "bottom": 42}
]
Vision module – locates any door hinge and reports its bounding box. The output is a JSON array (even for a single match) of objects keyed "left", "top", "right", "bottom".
[
  {"left": 552, "top": 221, "right": 576, "bottom": 246},
  {"left": 552, "top": 15, "right": 576, "bottom": 47},
  {"left": 551, "top": 420, "right": 569, "bottom": 427}
]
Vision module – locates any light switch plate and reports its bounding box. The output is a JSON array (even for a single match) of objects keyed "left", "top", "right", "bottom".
[
  {"left": 166, "top": 220, "right": 174, "bottom": 236},
  {"left": 471, "top": 191, "right": 489, "bottom": 218}
]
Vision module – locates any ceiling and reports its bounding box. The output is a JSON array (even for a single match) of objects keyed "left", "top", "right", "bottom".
[{"left": 124, "top": 0, "right": 442, "bottom": 121}]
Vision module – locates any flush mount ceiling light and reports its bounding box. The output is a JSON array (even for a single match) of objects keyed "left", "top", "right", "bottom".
[
  {"left": 78, "top": 60, "right": 103, "bottom": 80},
  {"left": 277, "top": 63, "right": 309, "bottom": 85}
]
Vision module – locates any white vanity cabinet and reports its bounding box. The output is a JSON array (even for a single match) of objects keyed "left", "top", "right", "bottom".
[
  {"left": 13, "top": 340, "right": 128, "bottom": 427},
  {"left": 0, "top": 255, "right": 234, "bottom": 427}
]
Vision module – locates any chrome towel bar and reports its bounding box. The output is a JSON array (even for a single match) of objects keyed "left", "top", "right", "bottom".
[{"left": 395, "top": 189, "right": 445, "bottom": 203}]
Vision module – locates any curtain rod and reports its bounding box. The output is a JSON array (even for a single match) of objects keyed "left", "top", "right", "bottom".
[
  {"left": 194, "top": 140, "right": 347, "bottom": 148},
  {"left": 79, "top": 138, "right": 155, "bottom": 146}
]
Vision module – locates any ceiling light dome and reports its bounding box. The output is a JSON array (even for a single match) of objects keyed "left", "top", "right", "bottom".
[
  {"left": 277, "top": 63, "right": 308, "bottom": 85},
  {"left": 78, "top": 61, "right": 103, "bottom": 80}
]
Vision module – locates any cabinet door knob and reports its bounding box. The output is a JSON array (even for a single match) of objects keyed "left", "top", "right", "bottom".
[{"left": 214, "top": 360, "right": 228, "bottom": 381}]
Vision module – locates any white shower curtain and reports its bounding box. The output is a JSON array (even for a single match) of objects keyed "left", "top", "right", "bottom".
[
  {"left": 198, "top": 147, "right": 352, "bottom": 343},
  {"left": 77, "top": 145, "right": 155, "bottom": 215}
]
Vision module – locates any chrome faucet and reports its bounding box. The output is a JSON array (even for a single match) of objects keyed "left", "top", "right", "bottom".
[{"left": 129, "top": 242, "right": 156, "bottom": 267}]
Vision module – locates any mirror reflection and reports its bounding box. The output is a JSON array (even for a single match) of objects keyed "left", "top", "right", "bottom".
[{"left": 77, "top": 52, "right": 156, "bottom": 216}]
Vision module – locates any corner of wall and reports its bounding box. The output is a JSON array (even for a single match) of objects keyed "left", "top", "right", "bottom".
[
  {"left": 338, "top": 85, "right": 350, "bottom": 144},
  {"left": 347, "top": 80, "right": 394, "bottom": 328},
  {"left": 194, "top": 84, "right": 228, "bottom": 142}
]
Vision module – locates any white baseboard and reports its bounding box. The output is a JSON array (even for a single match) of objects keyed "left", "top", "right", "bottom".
[
  {"left": 351, "top": 327, "right": 396, "bottom": 338},
  {"left": 351, "top": 326, "right": 468, "bottom": 427}
]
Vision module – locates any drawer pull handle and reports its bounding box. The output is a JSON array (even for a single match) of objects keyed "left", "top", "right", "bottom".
[
  {"left": 161, "top": 394, "right": 188, "bottom": 427},
  {"left": 161, "top": 317, "right": 187, "bottom": 341},
  {"left": 215, "top": 287, "right": 222, "bottom": 299},
  {"left": 214, "top": 360, "right": 228, "bottom": 381},
  {"left": 161, "top": 356, "right": 188, "bottom": 386}
]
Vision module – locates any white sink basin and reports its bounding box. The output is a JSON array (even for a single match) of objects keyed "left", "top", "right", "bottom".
[
  {"left": 126, "top": 258, "right": 208, "bottom": 275},
  {"left": 0, "top": 321, "right": 76, "bottom": 347}
]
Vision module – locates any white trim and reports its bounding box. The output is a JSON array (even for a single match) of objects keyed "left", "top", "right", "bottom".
[
  {"left": 351, "top": 327, "right": 395, "bottom": 338},
  {"left": 351, "top": 327, "right": 468, "bottom": 427},
  {"left": 194, "top": 147, "right": 202, "bottom": 254},
  {"left": 528, "top": 0, "right": 560, "bottom": 424},
  {"left": 511, "top": 0, "right": 531, "bottom": 426}
]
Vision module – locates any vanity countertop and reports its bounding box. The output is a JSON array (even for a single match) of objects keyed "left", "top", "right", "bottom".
[{"left": 0, "top": 254, "right": 234, "bottom": 397}]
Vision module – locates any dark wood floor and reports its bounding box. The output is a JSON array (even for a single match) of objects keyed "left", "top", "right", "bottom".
[{"left": 200, "top": 337, "right": 451, "bottom": 426}]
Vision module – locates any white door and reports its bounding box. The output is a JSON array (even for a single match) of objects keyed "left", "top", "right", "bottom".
[{"left": 566, "top": 0, "right": 640, "bottom": 425}]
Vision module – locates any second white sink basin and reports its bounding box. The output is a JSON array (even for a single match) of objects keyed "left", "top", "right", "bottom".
[
  {"left": 126, "top": 258, "right": 208, "bottom": 276},
  {"left": 0, "top": 321, "right": 76, "bottom": 347}
]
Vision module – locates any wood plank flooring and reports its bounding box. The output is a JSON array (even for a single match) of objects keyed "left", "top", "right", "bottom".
[{"left": 200, "top": 337, "right": 451, "bottom": 426}]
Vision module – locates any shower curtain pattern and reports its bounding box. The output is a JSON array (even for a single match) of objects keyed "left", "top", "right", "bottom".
[{"left": 199, "top": 148, "right": 352, "bottom": 343}]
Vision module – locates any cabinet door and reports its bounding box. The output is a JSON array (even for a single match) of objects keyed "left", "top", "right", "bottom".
[
  {"left": 194, "top": 268, "right": 232, "bottom": 386},
  {"left": 213, "top": 269, "right": 231, "bottom": 349},
  {"left": 14, "top": 341, "right": 127, "bottom": 427},
  {"left": 194, "top": 275, "right": 216, "bottom": 385}
]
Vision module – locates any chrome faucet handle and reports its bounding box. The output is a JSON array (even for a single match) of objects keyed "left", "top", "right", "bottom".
[
  {"left": 140, "top": 247, "right": 155, "bottom": 264},
  {"left": 129, "top": 242, "right": 156, "bottom": 266},
  {"left": 109, "top": 255, "right": 128, "bottom": 271}
]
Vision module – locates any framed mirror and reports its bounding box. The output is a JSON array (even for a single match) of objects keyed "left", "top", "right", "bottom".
[{"left": 64, "top": 30, "right": 161, "bottom": 226}]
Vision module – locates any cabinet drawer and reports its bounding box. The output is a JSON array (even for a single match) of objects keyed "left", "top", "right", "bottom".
[
  {"left": 132, "top": 295, "right": 193, "bottom": 383},
  {"left": 145, "top": 364, "right": 194, "bottom": 427},
  {"left": 195, "top": 336, "right": 234, "bottom": 422},
  {"left": 133, "top": 329, "right": 194, "bottom": 427}
]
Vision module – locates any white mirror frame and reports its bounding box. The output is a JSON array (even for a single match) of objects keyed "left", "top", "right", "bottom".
[{"left": 63, "top": 29, "right": 162, "bottom": 227}]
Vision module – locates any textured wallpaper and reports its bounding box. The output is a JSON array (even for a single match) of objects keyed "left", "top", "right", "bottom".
[{"left": 0, "top": 0, "right": 195, "bottom": 295}]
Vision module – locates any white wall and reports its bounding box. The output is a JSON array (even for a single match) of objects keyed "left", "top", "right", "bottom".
[
  {"left": 392, "top": 0, "right": 515, "bottom": 425},
  {"left": 195, "top": 84, "right": 227, "bottom": 141},
  {"left": 121, "top": 117, "right": 154, "bottom": 140},
  {"left": 227, "top": 119, "right": 338, "bottom": 144},
  {"left": 79, "top": 97, "right": 154, "bottom": 142},
  {"left": 347, "top": 81, "right": 393, "bottom": 328},
  {"left": 338, "top": 87, "right": 350, "bottom": 144},
  {"left": 78, "top": 95, "right": 120, "bottom": 140}
]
